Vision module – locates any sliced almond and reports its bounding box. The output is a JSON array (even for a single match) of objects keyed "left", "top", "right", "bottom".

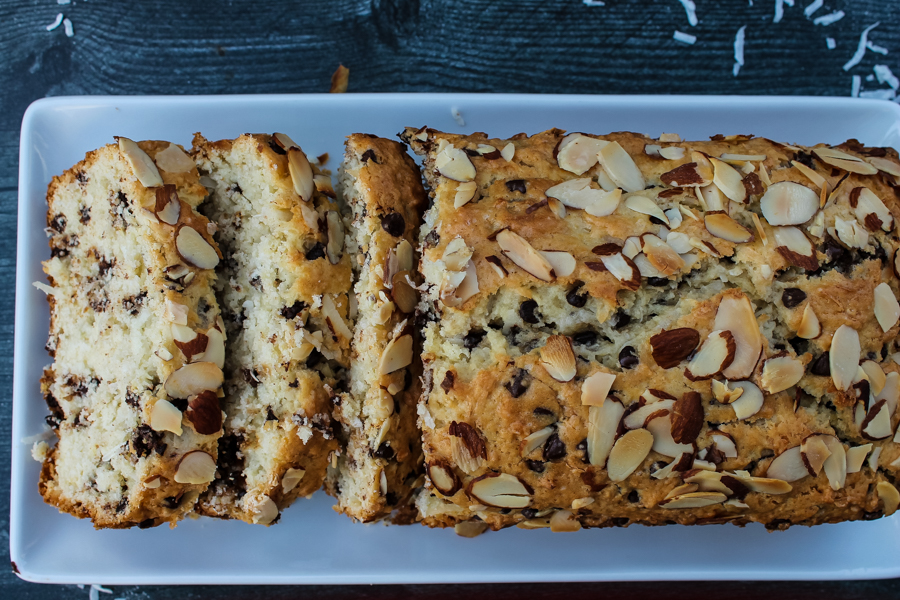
[
  {"left": 500, "top": 142, "right": 515, "bottom": 162},
  {"left": 556, "top": 133, "right": 606, "bottom": 175},
  {"left": 711, "top": 157, "right": 747, "bottom": 203},
  {"left": 738, "top": 475, "right": 792, "bottom": 495},
  {"left": 598, "top": 253, "right": 641, "bottom": 289},
  {"left": 665, "top": 483, "right": 700, "bottom": 500},
  {"left": 587, "top": 397, "right": 625, "bottom": 466},
  {"left": 651, "top": 452, "right": 693, "bottom": 479},
  {"left": 442, "top": 237, "right": 473, "bottom": 271},
  {"left": 454, "top": 181, "right": 479, "bottom": 208},
  {"left": 173, "top": 451, "right": 216, "bottom": 484},
  {"left": 833, "top": 217, "right": 869, "bottom": 249},
  {"left": 670, "top": 391, "right": 704, "bottom": 444},
  {"left": 664, "top": 231, "right": 692, "bottom": 254},
  {"left": 874, "top": 283, "right": 900, "bottom": 332},
  {"left": 821, "top": 435, "right": 847, "bottom": 490},
  {"left": 117, "top": 137, "right": 164, "bottom": 188},
  {"left": 649, "top": 327, "right": 701, "bottom": 369},
  {"left": 540, "top": 335, "right": 576, "bottom": 382},
  {"left": 176, "top": 226, "right": 219, "bottom": 270},
  {"left": 154, "top": 186, "right": 181, "bottom": 225},
  {"left": 598, "top": 142, "right": 645, "bottom": 193},
  {"left": 829, "top": 325, "right": 861, "bottom": 392},
  {"left": 797, "top": 303, "right": 821, "bottom": 339},
  {"left": 251, "top": 497, "right": 278, "bottom": 526},
  {"left": 800, "top": 434, "right": 832, "bottom": 476},
  {"left": 549, "top": 509, "right": 582, "bottom": 532},
  {"left": 607, "top": 428, "right": 654, "bottom": 482},
  {"left": 685, "top": 330, "right": 736, "bottom": 381},
  {"left": 378, "top": 334, "right": 413, "bottom": 375},
  {"left": 313, "top": 174, "right": 335, "bottom": 198},
  {"left": 772, "top": 226, "right": 818, "bottom": 270},
  {"left": 861, "top": 360, "right": 887, "bottom": 396},
  {"left": 659, "top": 491, "right": 727, "bottom": 509},
  {"left": 877, "top": 481, "right": 900, "bottom": 516},
  {"left": 765, "top": 446, "right": 808, "bottom": 482},
  {"left": 150, "top": 399, "right": 183, "bottom": 435},
  {"left": 468, "top": 473, "right": 531, "bottom": 509},
  {"left": 272, "top": 132, "right": 299, "bottom": 151},
  {"left": 521, "top": 426, "right": 556, "bottom": 456},
  {"left": 622, "top": 236, "right": 642, "bottom": 259},
  {"left": 545, "top": 178, "right": 622, "bottom": 217},
  {"left": 281, "top": 467, "right": 306, "bottom": 493},
  {"left": 729, "top": 380, "right": 765, "bottom": 420},
  {"left": 867, "top": 156, "right": 900, "bottom": 177},
  {"left": 710, "top": 431, "right": 738, "bottom": 458},
  {"left": 496, "top": 229, "right": 555, "bottom": 281},
  {"left": 684, "top": 470, "right": 731, "bottom": 494},
  {"left": 813, "top": 147, "right": 878, "bottom": 175},
  {"left": 715, "top": 293, "right": 763, "bottom": 380},
  {"left": 624, "top": 195, "right": 668, "bottom": 225},
  {"left": 852, "top": 187, "right": 894, "bottom": 231},
  {"left": 633, "top": 254, "right": 664, "bottom": 279},
  {"left": 435, "top": 143, "right": 476, "bottom": 182},
  {"left": 484, "top": 255, "right": 508, "bottom": 279},
  {"left": 697, "top": 182, "right": 726, "bottom": 212},
  {"left": 760, "top": 355, "right": 804, "bottom": 394},
  {"left": 861, "top": 399, "right": 893, "bottom": 440},
  {"left": 154, "top": 143, "right": 194, "bottom": 174},
  {"left": 877, "top": 371, "right": 900, "bottom": 414},
  {"left": 391, "top": 271, "right": 419, "bottom": 314},
  {"left": 581, "top": 371, "right": 616, "bottom": 407},
  {"left": 750, "top": 213, "right": 769, "bottom": 246},
  {"left": 449, "top": 421, "right": 485, "bottom": 474},
  {"left": 572, "top": 497, "right": 595, "bottom": 510},
  {"left": 427, "top": 461, "right": 461, "bottom": 496},
  {"left": 623, "top": 399, "right": 675, "bottom": 430},
  {"left": 646, "top": 412, "right": 694, "bottom": 458},
  {"left": 287, "top": 147, "right": 315, "bottom": 202},
  {"left": 870, "top": 446, "right": 883, "bottom": 470},
  {"left": 711, "top": 379, "right": 743, "bottom": 404},
  {"left": 704, "top": 212, "right": 753, "bottom": 244},
  {"left": 660, "top": 146, "right": 686, "bottom": 160},
  {"left": 325, "top": 211, "right": 344, "bottom": 264},
  {"left": 641, "top": 234, "right": 685, "bottom": 276},
  {"left": 759, "top": 182, "right": 819, "bottom": 226},
  {"left": 539, "top": 251, "right": 576, "bottom": 277},
  {"left": 164, "top": 362, "right": 224, "bottom": 400},
  {"left": 845, "top": 444, "right": 873, "bottom": 474},
  {"left": 791, "top": 160, "right": 827, "bottom": 190}
]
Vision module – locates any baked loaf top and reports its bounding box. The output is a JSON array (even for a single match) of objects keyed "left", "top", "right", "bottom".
[
  {"left": 327, "top": 134, "right": 428, "bottom": 523},
  {"left": 192, "top": 133, "right": 349, "bottom": 525},
  {"left": 401, "top": 126, "right": 900, "bottom": 531},
  {"left": 40, "top": 138, "right": 225, "bottom": 528}
]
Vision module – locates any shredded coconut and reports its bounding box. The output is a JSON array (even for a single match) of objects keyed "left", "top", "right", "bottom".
[
  {"left": 31, "top": 441, "right": 50, "bottom": 462},
  {"left": 866, "top": 41, "right": 888, "bottom": 56},
  {"left": 21, "top": 427, "right": 53, "bottom": 445},
  {"left": 774, "top": 0, "right": 785, "bottom": 23},
  {"left": 733, "top": 26, "right": 746, "bottom": 77},
  {"left": 859, "top": 89, "right": 896, "bottom": 101},
  {"left": 57, "top": 0, "right": 71, "bottom": 3},
  {"left": 826, "top": 37, "right": 836, "bottom": 50},
  {"left": 874, "top": 65, "right": 899, "bottom": 90},
  {"left": 803, "top": 0, "right": 822, "bottom": 17},
  {"left": 33, "top": 281, "right": 55, "bottom": 295},
  {"left": 867, "top": 74, "right": 875, "bottom": 82},
  {"left": 45, "top": 13, "right": 63, "bottom": 31},
  {"left": 813, "top": 10, "right": 844, "bottom": 26},
  {"left": 451, "top": 107, "right": 465, "bottom": 127},
  {"left": 843, "top": 22, "right": 880, "bottom": 71},
  {"left": 63, "top": 17, "right": 73, "bottom": 37},
  {"left": 89, "top": 585, "right": 113, "bottom": 600},
  {"left": 673, "top": 30, "right": 697, "bottom": 45},
  {"left": 677, "top": 0, "right": 698, "bottom": 26},
  {"left": 851, "top": 75, "right": 861, "bottom": 98},
  {"left": 582, "top": 0, "right": 605, "bottom": 5}
]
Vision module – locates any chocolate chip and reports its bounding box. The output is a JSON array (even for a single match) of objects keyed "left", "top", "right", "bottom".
[
  {"left": 162, "top": 496, "right": 180, "bottom": 509},
  {"left": 788, "top": 336, "right": 809, "bottom": 356},
  {"left": 533, "top": 407, "right": 554, "bottom": 417},
  {"left": 611, "top": 517, "right": 629, "bottom": 526},
  {"left": 131, "top": 425, "right": 166, "bottom": 458},
  {"left": 441, "top": 371, "right": 455, "bottom": 392},
  {"left": 242, "top": 368, "right": 261, "bottom": 388},
  {"left": 566, "top": 281, "right": 588, "bottom": 307},
  {"left": 648, "top": 216, "right": 666, "bottom": 226},
  {"left": 525, "top": 459, "right": 545, "bottom": 473},
  {"left": 506, "top": 368, "right": 530, "bottom": 398},
  {"left": 361, "top": 149, "right": 379, "bottom": 164},
  {"left": 49, "top": 214, "right": 66, "bottom": 233},
  {"left": 385, "top": 492, "right": 398, "bottom": 506},
  {"left": 266, "top": 408, "right": 277, "bottom": 421},
  {"left": 793, "top": 151, "right": 815, "bottom": 169},
  {"left": 519, "top": 299, "right": 540, "bottom": 324},
  {"left": 79, "top": 206, "right": 91, "bottom": 223},
  {"left": 305, "top": 349, "right": 322, "bottom": 368},
  {"left": 542, "top": 433, "right": 567, "bottom": 461},
  {"left": 618, "top": 346, "right": 639, "bottom": 369},
  {"left": 611, "top": 310, "right": 631, "bottom": 329},
  {"left": 463, "top": 329, "right": 486, "bottom": 349},
  {"left": 781, "top": 288, "right": 807, "bottom": 308},
  {"left": 505, "top": 179, "right": 527, "bottom": 194},
  {"left": 373, "top": 441, "right": 394, "bottom": 460},
  {"left": 280, "top": 300, "right": 307, "bottom": 319},
  {"left": 572, "top": 330, "right": 598, "bottom": 346},
  {"left": 424, "top": 229, "right": 440, "bottom": 248},
  {"left": 521, "top": 508, "right": 537, "bottom": 519},
  {"left": 627, "top": 490, "right": 639, "bottom": 503},
  {"left": 305, "top": 242, "right": 326, "bottom": 260},
  {"left": 810, "top": 352, "right": 830, "bottom": 376},
  {"left": 138, "top": 519, "right": 156, "bottom": 529},
  {"left": 862, "top": 510, "right": 884, "bottom": 521},
  {"left": 576, "top": 439, "right": 590, "bottom": 464},
  {"left": 381, "top": 213, "right": 405, "bottom": 237}
]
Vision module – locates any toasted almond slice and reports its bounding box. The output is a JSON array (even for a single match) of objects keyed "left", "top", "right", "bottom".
[
  {"left": 174, "top": 451, "right": 216, "bottom": 484},
  {"left": 659, "top": 146, "right": 686, "bottom": 160},
  {"left": 665, "top": 483, "right": 700, "bottom": 499},
  {"left": 521, "top": 426, "right": 556, "bottom": 456},
  {"left": 476, "top": 144, "right": 497, "bottom": 155},
  {"left": 791, "top": 160, "right": 827, "bottom": 190},
  {"left": 545, "top": 178, "right": 605, "bottom": 210},
  {"left": 176, "top": 226, "right": 219, "bottom": 270},
  {"left": 625, "top": 195, "right": 669, "bottom": 225},
  {"left": 272, "top": 132, "right": 299, "bottom": 151},
  {"left": 665, "top": 207, "right": 684, "bottom": 229},
  {"left": 391, "top": 270, "right": 419, "bottom": 314},
  {"left": 729, "top": 380, "right": 765, "bottom": 420},
  {"left": 874, "top": 283, "right": 900, "bottom": 332},
  {"left": 539, "top": 251, "right": 576, "bottom": 277},
  {"left": 325, "top": 211, "right": 344, "bottom": 265},
  {"left": 117, "top": 137, "right": 164, "bottom": 188},
  {"left": 685, "top": 330, "right": 736, "bottom": 381},
  {"left": 646, "top": 412, "right": 694, "bottom": 458},
  {"left": 549, "top": 509, "right": 582, "bottom": 532},
  {"left": 442, "top": 237, "right": 473, "bottom": 271},
  {"left": 813, "top": 147, "right": 878, "bottom": 175},
  {"left": 800, "top": 434, "right": 832, "bottom": 475},
  {"left": 164, "top": 362, "right": 224, "bottom": 400},
  {"left": 830, "top": 325, "right": 860, "bottom": 392},
  {"left": 715, "top": 293, "right": 763, "bottom": 380},
  {"left": 867, "top": 156, "right": 900, "bottom": 177},
  {"left": 711, "top": 157, "right": 747, "bottom": 203},
  {"left": 454, "top": 181, "right": 479, "bottom": 208},
  {"left": 435, "top": 144, "right": 476, "bottom": 182},
  {"left": 582, "top": 371, "right": 616, "bottom": 407},
  {"left": 652, "top": 453, "right": 693, "bottom": 479},
  {"left": 821, "top": 435, "right": 847, "bottom": 490},
  {"left": 658, "top": 133, "right": 681, "bottom": 142},
  {"left": 710, "top": 431, "right": 738, "bottom": 458},
  {"left": 870, "top": 446, "right": 883, "bottom": 470},
  {"left": 877, "top": 371, "right": 900, "bottom": 414},
  {"left": 807, "top": 210, "right": 826, "bottom": 239},
  {"left": 468, "top": 473, "right": 531, "bottom": 509},
  {"left": 739, "top": 475, "right": 792, "bottom": 495},
  {"left": 497, "top": 229, "right": 555, "bottom": 281},
  {"left": 572, "top": 497, "right": 595, "bottom": 510},
  {"left": 484, "top": 255, "right": 508, "bottom": 279},
  {"left": 641, "top": 234, "right": 685, "bottom": 276},
  {"left": 711, "top": 379, "right": 743, "bottom": 404},
  {"left": 771, "top": 226, "right": 817, "bottom": 270},
  {"left": 322, "top": 294, "right": 352, "bottom": 341},
  {"left": 759, "top": 182, "right": 819, "bottom": 226},
  {"left": 547, "top": 198, "right": 567, "bottom": 219},
  {"left": 877, "top": 481, "right": 900, "bottom": 516},
  {"left": 684, "top": 470, "right": 731, "bottom": 494},
  {"left": 852, "top": 187, "right": 893, "bottom": 231},
  {"left": 287, "top": 147, "right": 315, "bottom": 202},
  {"left": 760, "top": 355, "right": 804, "bottom": 394},
  {"left": 540, "top": 335, "right": 576, "bottom": 382},
  {"left": 196, "top": 327, "right": 225, "bottom": 369},
  {"left": 150, "top": 399, "right": 183, "bottom": 435},
  {"left": 645, "top": 144, "right": 662, "bottom": 157},
  {"left": 282, "top": 468, "right": 306, "bottom": 493},
  {"left": 154, "top": 143, "right": 194, "bottom": 174},
  {"left": 378, "top": 334, "right": 413, "bottom": 375},
  {"left": 845, "top": 444, "right": 873, "bottom": 474},
  {"left": 721, "top": 153, "right": 767, "bottom": 162},
  {"left": 747, "top": 213, "right": 768, "bottom": 247},
  {"left": 584, "top": 188, "right": 622, "bottom": 217},
  {"left": 598, "top": 142, "right": 645, "bottom": 193},
  {"left": 861, "top": 399, "right": 893, "bottom": 441},
  {"left": 453, "top": 520, "right": 490, "bottom": 538},
  {"left": 313, "top": 174, "right": 335, "bottom": 198},
  {"left": 833, "top": 217, "right": 869, "bottom": 249},
  {"left": 500, "top": 142, "right": 515, "bottom": 161},
  {"left": 705, "top": 212, "right": 753, "bottom": 244},
  {"left": 797, "top": 303, "right": 821, "bottom": 339},
  {"left": 622, "top": 236, "right": 642, "bottom": 259},
  {"left": 607, "top": 428, "right": 654, "bottom": 482},
  {"left": 660, "top": 491, "right": 727, "bottom": 509},
  {"left": 557, "top": 133, "right": 607, "bottom": 175},
  {"left": 632, "top": 254, "right": 663, "bottom": 279},
  {"left": 861, "top": 360, "right": 887, "bottom": 396},
  {"left": 623, "top": 399, "right": 675, "bottom": 430},
  {"left": 766, "top": 446, "right": 808, "bottom": 482},
  {"left": 599, "top": 253, "right": 641, "bottom": 289},
  {"left": 588, "top": 397, "right": 625, "bottom": 466},
  {"left": 665, "top": 231, "right": 692, "bottom": 254},
  {"left": 697, "top": 182, "right": 726, "bottom": 212},
  {"left": 679, "top": 204, "right": 701, "bottom": 222}
]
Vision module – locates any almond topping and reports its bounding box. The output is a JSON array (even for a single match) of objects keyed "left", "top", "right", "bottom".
[
  {"left": 598, "top": 253, "right": 641, "bottom": 290},
  {"left": 833, "top": 216, "right": 869, "bottom": 249},
  {"left": 467, "top": 473, "right": 531, "bottom": 509},
  {"left": 861, "top": 399, "right": 893, "bottom": 441},
  {"left": 704, "top": 212, "right": 753, "bottom": 244},
  {"left": 861, "top": 360, "right": 887, "bottom": 395},
  {"left": 607, "top": 428, "right": 654, "bottom": 482},
  {"left": 646, "top": 412, "right": 694, "bottom": 458},
  {"left": 877, "top": 481, "right": 900, "bottom": 516},
  {"left": 252, "top": 497, "right": 279, "bottom": 526},
  {"left": 273, "top": 132, "right": 299, "bottom": 151},
  {"left": 710, "top": 431, "right": 737, "bottom": 458},
  {"left": 800, "top": 434, "right": 832, "bottom": 476},
  {"left": 545, "top": 178, "right": 621, "bottom": 217},
  {"left": 186, "top": 390, "right": 222, "bottom": 435},
  {"left": 649, "top": 328, "right": 701, "bottom": 369},
  {"left": 588, "top": 397, "right": 625, "bottom": 466},
  {"left": 496, "top": 229, "right": 555, "bottom": 281},
  {"left": 175, "top": 225, "right": 219, "bottom": 270},
  {"left": 442, "top": 237, "right": 473, "bottom": 271},
  {"left": 683, "top": 470, "right": 730, "bottom": 494},
  {"left": 428, "top": 461, "right": 461, "bottom": 496},
  {"left": 711, "top": 379, "right": 743, "bottom": 404},
  {"left": 287, "top": 147, "right": 315, "bottom": 202},
  {"left": 150, "top": 399, "right": 183, "bottom": 435},
  {"left": 154, "top": 186, "right": 181, "bottom": 225},
  {"left": 736, "top": 475, "right": 792, "bottom": 495},
  {"left": 378, "top": 334, "right": 413, "bottom": 375},
  {"left": 449, "top": 421, "right": 486, "bottom": 474},
  {"left": 829, "top": 325, "right": 860, "bottom": 392},
  {"left": 797, "top": 303, "right": 821, "bottom": 339},
  {"left": 750, "top": 213, "right": 769, "bottom": 246},
  {"left": 549, "top": 509, "right": 582, "bottom": 532},
  {"left": 174, "top": 451, "right": 217, "bottom": 484},
  {"left": 623, "top": 399, "right": 675, "bottom": 430},
  {"left": 813, "top": 147, "right": 878, "bottom": 175},
  {"left": 874, "top": 283, "right": 900, "bottom": 332},
  {"left": 760, "top": 355, "right": 804, "bottom": 394},
  {"left": 867, "top": 156, "right": 900, "bottom": 177},
  {"left": 325, "top": 211, "right": 344, "bottom": 264},
  {"left": 624, "top": 195, "right": 669, "bottom": 225},
  {"left": 878, "top": 372, "right": 900, "bottom": 414},
  {"left": 435, "top": 144, "right": 476, "bottom": 182},
  {"left": 454, "top": 181, "right": 479, "bottom": 208},
  {"left": 581, "top": 371, "right": 616, "bottom": 407},
  {"left": 759, "top": 182, "right": 819, "bottom": 226},
  {"left": 845, "top": 444, "right": 872, "bottom": 474},
  {"left": 539, "top": 251, "right": 576, "bottom": 277},
  {"left": 501, "top": 143, "right": 516, "bottom": 162},
  {"left": 540, "top": 335, "right": 576, "bottom": 382},
  {"left": 791, "top": 160, "right": 827, "bottom": 190},
  {"left": 766, "top": 446, "right": 808, "bottom": 482},
  {"left": 391, "top": 271, "right": 418, "bottom": 314},
  {"left": 521, "top": 426, "right": 556, "bottom": 456},
  {"left": 117, "top": 137, "right": 163, "bottom": 188},
  {"left": 313, "top": 174, "right": 335, "bottom": 198},
  {"left": 641, "top": 234, "right": 685, "bottom": 276},
  {"left": 154, "top": 143, "right": 194, "bottom": 174},
  {"left": 556, "top": 133, "right": 606, "bottom": 175},
  {"left": 821, "top": 435, "right": 847, "bottom": 490},
  {"left": 164, "top": 362, "right": 224, "bottom": 400},
  {"left": 715, "top": 293, "right": 763, "bottom": 380},
  {"left": 660, "top": 163, "right": 706, "bottom": 187},
  {"left": 772, "top": 226, "right": 818, "bottom": 270},
  {"left": 671, "top": 391, "right": 704, "bottom": 443},
  {"left": 711, "top": 157, "right": 747, "bottom": 203},
  {"left": 853, "top": 187, "right": 894, "bottom": 231},
  {"left": 728, "top": 381, "right": 765, "bottom": 420},
  {"left": 598, "top": 142, "right": 645, "bottom": 192},
  {"left": 685, "top": 330, "right": 736, "bottom": 381},
  {"left": 282, "top": 468, "right": 306, "bottom": 493},
  {"left": 660, "top": 491, "right": 726, "bottom": 509}
]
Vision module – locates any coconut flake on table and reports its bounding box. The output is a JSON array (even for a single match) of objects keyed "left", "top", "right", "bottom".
[
  {"left": 63, "top": 17, "right": 73, "bottom": 37},
  {"left": 583, "top": 0, "right": 605, "bottom": 5},
  {"left": 844, "top": 22, "right": 880, "bottom": 71},
  {"left": 773, "top": 0, "right": 793, "bottom": 24},
  {"left": 851, "top": 75, "right": 861, "bottom": 98},
  {"left": 733, "top": 26, "right": 746, "bottom": 77},
  {"left": 678, "top": 0, "right": 698, "bottom": 26},
  {"left": 826, "top": 37, "right": 836, "bottom": 50},
  {"left": 673, "top": 30, "right": 697, "bottom": 45},
  {"left": 813, "top": 10, "right": 844, "bottom": 26},
  {"left": 803, "top": 0, "right": 822, "bottom": 18},
  {"left": 875, "top": 65, "right": 900, "bottom": 90},
  {"left": 867, "top": 41, "right": 889, "bottom": 56},
  {"left": 45, "top": 13, "right": 63, "bottom": 31},
  {"left": 57, "top": 0, "right": 70, "bottom": 4},
  {"left": 450, "top": 107, "right": 465, "bottom": 127}
]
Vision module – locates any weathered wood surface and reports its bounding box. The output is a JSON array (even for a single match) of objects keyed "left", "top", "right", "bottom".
[{"left": 1, "top": 0, "right": 899, "bottom": 597}]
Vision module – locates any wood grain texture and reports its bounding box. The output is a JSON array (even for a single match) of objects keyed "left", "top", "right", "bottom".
[{"left": 1, "top": 0, "right": 899, "bottom": 597}]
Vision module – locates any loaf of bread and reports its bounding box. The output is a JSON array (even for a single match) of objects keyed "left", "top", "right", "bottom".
[
  {"left": 325, "top": 134, "right": 428, "bottom": 523},
  {"left": 400, "top": 126, "right": 900, "bottom": 531},
  {"left": 39, "top": 138, "right": 225, "bottom": 528},
  {"left": 191, "top": 133, "right": 350, "bottom": 525}
]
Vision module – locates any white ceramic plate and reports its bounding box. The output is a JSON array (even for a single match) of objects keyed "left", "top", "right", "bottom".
[{"left": 12, "top": 94, "right": 900, "bottom": 584}]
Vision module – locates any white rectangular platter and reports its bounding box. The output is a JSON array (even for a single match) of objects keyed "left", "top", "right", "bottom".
[{"left": 12, "top": 94, "right": 900, "bottom": 584}]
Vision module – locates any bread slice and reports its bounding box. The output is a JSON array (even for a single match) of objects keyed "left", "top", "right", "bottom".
[
  {"left": 39, "top": 138, "right": 225, "bottom": 529},
  {"left": 191, "top": 133, "right": 351, "bottom": 525},
  {"left": 326, "top": 135, "right": 428, "bottom": 523}
]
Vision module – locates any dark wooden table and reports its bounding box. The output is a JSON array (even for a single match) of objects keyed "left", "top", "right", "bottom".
[{"left": 2, "top": 0, "right": 900, "bottom": 597}]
